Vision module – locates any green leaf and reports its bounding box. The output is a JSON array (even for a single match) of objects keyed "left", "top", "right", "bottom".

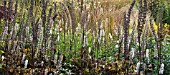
[{"left": 0, "top": 50, "right": 4, "bottom": 54}]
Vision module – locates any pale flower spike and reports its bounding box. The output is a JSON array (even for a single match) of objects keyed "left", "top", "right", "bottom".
[
  {"left": 135, "top": 61, "right": 140, "bottom": 73},
  {"left": 1, "top": 55, "right": 4, "bottom": 61},
  {"left": 146, "top": 49, "right": 149, "bottom": 58},
  {"left": 24, "top": 60, "right": 28, "bottom": 68},
  {"left": 109, "top": 33, "right": 113, "bottom": 40},
  {"left": 159, "top": 63, "right": 164, "bottom": 74},
  {"left": 131, "top": 48, "right": 135, "bottom": 59},
  {"left": 22, "top": 53, "right": 26, "bottom": 62}
]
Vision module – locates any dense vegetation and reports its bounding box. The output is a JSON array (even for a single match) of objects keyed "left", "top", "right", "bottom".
[{"left": 0, "top": 0, "right": 169, "bottom": 75}]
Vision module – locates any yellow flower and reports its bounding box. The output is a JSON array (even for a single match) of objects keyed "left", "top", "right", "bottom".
[{"left": 153, "top": 22, "right": 158, "bottom": 32}]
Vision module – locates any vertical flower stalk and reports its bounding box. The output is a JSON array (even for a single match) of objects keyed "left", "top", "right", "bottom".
[
  {"left": 62, "top": 10, "right": 67, "bottom": 56},
  {"left": 21, "top": 53, "right": 26, "bottom": 63},
  {"left": 46, "top": 8, "right": 53, "bottom": 49},
  {"left": 80, "top": 9, "right": 86, "bottom": 58},
  {"left": 142, "top": 0, "right": 147, "bottom": 63},
  {"left": 11, "top": 0, "right": 18, "bottom": 43},
  {"left": 36, "top": 18, "right": 43, "bottom": 59},
  {"left": 24, "top": 59, "right": 29, "bottom": 68},
  {"left": 159, "top": 63, "right": 164, "bottom": 74},
  {"left": 84, "top": 14, "right": 91, "bottom": 47},
  {"left": 137, "top": 0, "right": 147, "bottom": 74},
  {"left": 130, "top": 48, "right": 136, "bottom": 59},
  {"left": 29, "top": 0, "right": 35, "bottom": 68},
  {"left": 129, "top": 22, "right": 136, "bottom": 51},
  {"left": 136, "top": 61, "right": 141, "bottom": 73},
  {"left": 137, "top": 0, "right": 143, "bottom": 64},
  {"left": 41, "top": 0, "right": 47, "bottom": 61},
  {"left": 3, "top": 0, "right": 8, "bottom": 73},
  {"left": 123, "top": 0, "right": 136, "bottom": 74},
  {"left": 117, "top": 25, "right": 123, "bottom": 61},
  {"left": 157, "top": 5, "right": 164, "bottom": 75},
  {"left": 68, "top": 1, "right": 76, "bottom": 56},
  {"left": 7, "top": 0, "right": 13, "bottom": 39},
  {"left": 100, "top": 23, "right": 105, "bottom": 44},
  {"left": 45, "top": 7, "right": 53, "bottom": 70},
  {"left": 123, "top": 13, "right": 129, "bottom": 74},
  {"left": 124, "top": 0, "right": 136, "bottom": 60},
  {"left": 11, "top": 0, "right": 18, "bottom": 42},
  {"left": 146, "top": 49, "right": 149, "bottom": 63},
  {"left": 51, "top": 3, "right": 58, "bottom": 65},
  {"left": 150, "top": 19, "right": 158, "bottom": 46},
  {"left": 145, "top": 16, "right": 150, "bottom": 64},
  {"left": 18, "top": 0, "right": 25, "bottom": 43},
  {"left": 97, "top": 21, "right": 101, "bottom": 59},
  {"left": 6, "top": 0, "right": 14, "bottom": 68}
]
